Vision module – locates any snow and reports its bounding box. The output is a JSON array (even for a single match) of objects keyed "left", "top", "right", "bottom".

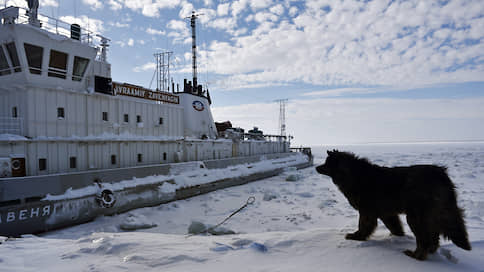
[
  {"left": 34, "top": 132, "right": 184, "bottom": 142},
  {"left": 1, "top": 142, "right": 484, "bottom": 271},
  {"left": 43, "top": 153, "right": 309, "bottom": 201},
  {"left": 0, "top": 134, "right": 28, "bottom": 141}
]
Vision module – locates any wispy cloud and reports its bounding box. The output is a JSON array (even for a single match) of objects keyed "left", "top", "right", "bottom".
[
  {"left": 302, "top": 88, "right": 379, "bottom": 97},
  {"left": 108, "top": 0, "right": 122, "bottom": 11},
  {"left": 133, "top": 62, "right": 156, "bottom": 72},
  {"left": 146, "top": 27, "right": 165, "bottom": 36},
  {"left": 43, "top": 0, "right": 59, "bottom": 8},
  {"left": 82, "top": 0, "right": 103, "bottom": 11},
  {"left": 59, "top": 15, "right": 104, "bottom": 34},
  {"left": 118, "top": 0, "right": 182, "bottom": 17}
]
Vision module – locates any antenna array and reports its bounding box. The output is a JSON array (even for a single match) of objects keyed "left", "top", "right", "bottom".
[{"left": 275, "top": 99, "right": 288, "bottom": 137}]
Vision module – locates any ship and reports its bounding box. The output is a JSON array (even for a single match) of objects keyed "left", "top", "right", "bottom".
[{"left": 0, "top": 2, "right": 312, "bottom": 236}]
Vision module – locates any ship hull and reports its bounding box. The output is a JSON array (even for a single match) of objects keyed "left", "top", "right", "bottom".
[{"left": 0, "top": 152, "right": 312, "bottom": 236}]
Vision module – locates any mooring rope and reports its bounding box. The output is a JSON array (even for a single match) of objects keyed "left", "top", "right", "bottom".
[{"left": 187, "top": 196, "right": 256, "bottom": 237}]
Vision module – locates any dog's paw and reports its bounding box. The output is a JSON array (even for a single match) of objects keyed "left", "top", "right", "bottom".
[
  {"left": 345, "top": 232, "right": 367, "bottom": 241},
  {"left": 403, "top": 249, "right": 427, "bottom": 261}
]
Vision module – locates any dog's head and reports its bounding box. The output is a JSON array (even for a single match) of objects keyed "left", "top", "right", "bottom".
[{"left": 316, "top": 149, "right": 341, "bottom": 177}]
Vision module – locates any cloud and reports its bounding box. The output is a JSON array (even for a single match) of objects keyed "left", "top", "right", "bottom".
[
  {"left": 200, "top": 0, "right": 484, "bottom": 90},
  {"left": 248, "top": 0, "right": 273, "bottom": 10},
  {"left": 302, "top": 88, "right": 378, "bottom": 97},
  {"left": 231, "top": 0, "right": 248, "bottom": 18},
  {"left": 127, "top": 38, "right": 134, "bottom": 46},
  {"left": 82, "top": 0, "right": 103, "bottom": 10},
  {"left": 120, "top": 0, "right": 182, "bottom": 17},
  {"left": 59, "top": 15, "right": 104, "bottom": 34},
  {"left": 269, "top": 4, "right": 284, "bottom": 16},
  {"left": 167, "top": 19, "right": 190, "bottom": 43},
  {"left": 108, "top": 21, "right": 129, "bottom": 28},
  {"left": 42, "top": 0, "right": 59, "bottom": 7},
  {"left": 146, "top": 27, "right": 165, "bottom": 35},
  {"left": 2, "top": 0, "right": 27, "bottom": 8},
  {"left": 179, "top": 1, "right": 194, "bottom": 18},
  {"left": 217, "top": 3, "right": 230, "bottom": 16},
  {"left": 133, "top": 62, "right": 156, "bottom": 72},
  {"left": 108, "top": 0, "right": 122, "bottom": 11}
]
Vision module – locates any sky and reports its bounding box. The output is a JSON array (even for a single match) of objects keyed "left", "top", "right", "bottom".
[{"left": 2, "top": 0, "right": 484, "bottom": 145}]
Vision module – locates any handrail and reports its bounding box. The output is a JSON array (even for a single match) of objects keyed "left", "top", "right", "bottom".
[{"left": 12, "top": 7, "right": 97, "bottom": 46}]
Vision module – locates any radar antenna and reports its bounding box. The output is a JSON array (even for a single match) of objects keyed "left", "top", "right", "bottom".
[{"left": 97, "top": 35, "right": 111, "bottom": 62}]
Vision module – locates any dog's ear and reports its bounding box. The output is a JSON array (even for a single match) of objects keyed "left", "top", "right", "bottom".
[{"left": 327, "top": 150, "right": 332, "bottom": 156}]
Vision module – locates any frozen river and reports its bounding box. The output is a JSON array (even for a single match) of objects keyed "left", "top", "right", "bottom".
[{"left": 1, "top": 142, "right": 484, "bottom": 271}]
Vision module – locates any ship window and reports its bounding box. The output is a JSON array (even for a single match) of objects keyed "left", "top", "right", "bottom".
[
  {"left": 72, "top": 56, "right": 89, "bottom": 81},
  {"left": 57, "top": 107, "right": 65, "bottom": 118},
  {"left": 163, "top": 152, "right": 167, "bottom": 161},
  {"left": 12, "top": 107, "right": 18, "bottom": 118},
  {"left": 159, "top": 117, "right": 163, "bottom": 125},
  {"left": 48, "top": 50, "right": 68, "bottom": 79},
  {"left": 69, "top": 157, "right": 77, "bottom": 169},
  {"left": 24, "top": 43, "right": 43, "bottom": 75},
  {"left": 6, "top": 42, "right": 21, "bottom": 73},
  {"left": 136, "top": 115, "right": 142, "bottom": 123},
  {"left": 38, "top": 158, "right": 47, "bottom": 171},
  {"left": 137, "top": 153, "right": 143, "bottom": 163},
  {"left": 102, "top": 111, "right": 108, "bottom": 121},
  {"left": 111, "top": 155, "right": 116, "bottom": 165},
  {"left": 0, "top": 47, "right": 11, "bottom": 76},
  {"left": 123, "top": 114, "right": 129, "bottom": 123}
]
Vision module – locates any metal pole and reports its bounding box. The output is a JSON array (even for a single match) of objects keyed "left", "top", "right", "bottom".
[{"left": 191, "top": 11, "right": 198, "bottom": 91}]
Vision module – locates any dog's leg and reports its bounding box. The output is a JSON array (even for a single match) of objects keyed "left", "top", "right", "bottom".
[
  {"left": 428, "top": 232, "right": 440, "bottom": 253},
  {"left": 346, "top": 213, "right": 377, "bottom": 241},
  {"left": 404, "top": 213, "right": 432, "bottom": 260},
  {"left": 380, "top": 215, "right": 404, "bottom": 236}
]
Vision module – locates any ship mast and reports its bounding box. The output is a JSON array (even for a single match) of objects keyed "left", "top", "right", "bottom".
[{"left": 188, "top": 11, "right": 201, "bottom": 92}]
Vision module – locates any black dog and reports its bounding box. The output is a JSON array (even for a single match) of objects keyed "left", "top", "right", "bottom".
[{"left": 316, "top": 150, "right": 471, "bottom": 260}]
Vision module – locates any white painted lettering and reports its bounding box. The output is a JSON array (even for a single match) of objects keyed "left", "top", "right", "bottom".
[
  {"left": 7, "top": 212, "right": 15, "bottom": 222},
  {"left": 42, "top": 206, "right": 51, "bottom": 216},
  {"left": 31, "top": 207, "right": 40, "bottom": 217},
  {"left": 113, "top": 83, "right": 179, "bottom": 104},
  {"left": 19, "top": 209, "right": 28, "bottom": 220}
]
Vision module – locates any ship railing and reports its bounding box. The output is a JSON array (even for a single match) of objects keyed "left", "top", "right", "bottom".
[
  {"left": 243, "top": 133, "right": 289, "bottom": 142},
  {"left": 0, "top": 117, "right": 23, "bottom": 135},
  {"left": 290, "top": 147, "right": 312, "bottom": 157},
  {"left": 12, "top": 7, "right": 97, "bottom": 46}
]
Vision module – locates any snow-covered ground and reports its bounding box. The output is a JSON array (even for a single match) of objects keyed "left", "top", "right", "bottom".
[{"left": 1, "top": 143, "right": 484, "bottom": 271}]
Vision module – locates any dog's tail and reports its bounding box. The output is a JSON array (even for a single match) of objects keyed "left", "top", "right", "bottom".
[{"left": 442, "top": 206, "right": 472, "bottom": 251}]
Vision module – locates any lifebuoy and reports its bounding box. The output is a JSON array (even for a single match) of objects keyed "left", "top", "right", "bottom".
[
  {"left": 96, "top": 189, "right": 116, "bottom": 208},
  {"left": 11, "top": 159, "right": 21, "bottom": 170}
]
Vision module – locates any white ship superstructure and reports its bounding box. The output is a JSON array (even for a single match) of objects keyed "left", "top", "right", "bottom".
[{"left": 0, "top": 6, "right": 287, "bottom": 178}]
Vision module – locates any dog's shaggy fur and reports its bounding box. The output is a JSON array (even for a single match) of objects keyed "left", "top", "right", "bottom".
[{"left": 316, "top": 150, "right": 471, "bottom": 260}]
